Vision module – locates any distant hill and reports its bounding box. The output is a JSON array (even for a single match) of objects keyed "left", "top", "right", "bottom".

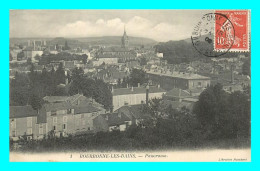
[
  {"left": 155, "top": 37, "right": 250, "bottom": 64},
  {"left": 10, "top": 36, "right": 157, "bottom": 49},
  {"left": 75, "top": 36, "right": 157, "bottom": 47}
]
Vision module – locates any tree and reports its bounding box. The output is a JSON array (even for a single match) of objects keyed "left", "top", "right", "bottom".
[
  {"left": 242, "top": 59, "right": 251, "bottom": 76},
  {"left": 193, "top": 83, "right": 250, "bottom": 139},
  {"left": 29, "top": 93, "right": 42, "bottom": 113},
  {"left": 55, "top": 63, "right": 66, "bottom": 85},
  {"left": 140, "top": 57, "right": 147, "bottom": 66},
  {"left": 129, "top": 69, "right": 147, "bottom": 87},
  {"left": 27, "top": 57, "right": 32, "bottom": 64},
  {"left": 81, "top": 54, "right": 88, "bottom": 64},
  {"left": 17, "top": 52, "right": 24, "bottom": 61}
]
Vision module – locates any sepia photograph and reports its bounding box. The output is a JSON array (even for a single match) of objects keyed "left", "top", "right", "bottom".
[{"left": 9, "top": 10, "right": 251, "bottom": 162}]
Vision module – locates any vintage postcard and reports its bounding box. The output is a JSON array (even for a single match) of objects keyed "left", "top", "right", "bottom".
[{"left": 9, "top": 10, "right": 251, "bottom": 162}]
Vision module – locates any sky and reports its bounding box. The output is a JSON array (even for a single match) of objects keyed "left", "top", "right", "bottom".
[{"left": 10, "top": 10, "right": 212, "bottom": 42}]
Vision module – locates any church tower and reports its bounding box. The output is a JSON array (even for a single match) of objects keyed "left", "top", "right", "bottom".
[{"left": 121, "top": 25, "right": 129, "bottom": 48}]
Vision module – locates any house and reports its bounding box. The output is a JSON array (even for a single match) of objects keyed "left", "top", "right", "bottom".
[
  {"left": 114, "top": 104, "right": 151, "bottom": 126},
  {"left": 112, "top": 85, "right": 166, "bottom": 111},
  {"left": 96, "top": 67, "right": 129, "bottom": 85},
  {"left": 73, "top": 104, "right": 102, "bottom": 134},
  {"left": 9, "top": 106, "right": 48, "bottom": 141},
  {"left": 146, "top": 70, "right": 211, "bottom": 91},
  {"left": 93, "top": 112, "right": 131, "bottom": 132},
  {"left": 23, "top": 46, "right": 44, "bottom": 62},
  {"left": 94, "top": 54, "right": 119, "bottom": 66},
  {"left": 9, "top": 94, "right": 107, "bottom": 141},
  {"left": 44, "top": 102, "right": 75, "bottom": 137}
]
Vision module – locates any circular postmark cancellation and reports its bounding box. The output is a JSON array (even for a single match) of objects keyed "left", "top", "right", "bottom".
[{"left": 191, "top": 13, "right": 235, "bottom": 57}]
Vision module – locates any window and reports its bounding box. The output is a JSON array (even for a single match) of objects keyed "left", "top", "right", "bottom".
[
  {"left": 53, "top": 126, "right": 56, "bottom": 130},
  {"left": 12, "top": 130, "right": 16, "bottom": 137},
  {"left": 198, "top": 82, "right": 202, "bottom": 87},
  {"left": 27, "top": 128, "right": 32, "bottom": 135},
  {"left": 51, "top": 110, "right": 57, "bottom": 116},
  {"left": 11, "top": 119, "right": 16, "bottom": 129},
  {"left": 53, "top": 117, "right": 57, "bottom": 124},
  {"left": 63, "top": 124, "right": 67, "bottom": 130},
  {"left": 39, "top": 127, "right": 43, "bottom": 135},
  {"left": 63, "top": 116, "right": 67, "bottom": 123},
  {"left": 27, "top": 117, "right": 32, "bottom": 127},
  {"left": 88, "top": 127, "right": 90, "bottom": 131},
  {"left": 67, "top": 109, "right": 72, "bottom": 114}
]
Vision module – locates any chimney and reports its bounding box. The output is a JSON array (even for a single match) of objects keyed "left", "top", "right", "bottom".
[
  {"left": 126, "top": 84, "right": 129, "bottom": 88},
  {"left": 65, "top": 78, "right": 68, "bottom": 85},
  {"left": 111, "top": 86, "right": 114, "bottom": 93},
  {"left": 131, "top": 86, "right": 134, "bottom": 91},
  {"left": 146, "top": 84, "right": 149, "bottom": 105},
  {"left": 158, "top": 84, "right": 160, "bottom": 89},
  {"left": 138, "top": 83, "right": 140, "bottom": 87}
]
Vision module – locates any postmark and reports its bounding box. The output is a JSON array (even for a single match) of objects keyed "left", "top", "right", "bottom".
[
  {"left": 191, "top": 13, "right": 235, "bottom": 57},
  {"left": 215, "top": 10, "right": 250, "bottom": 52}
]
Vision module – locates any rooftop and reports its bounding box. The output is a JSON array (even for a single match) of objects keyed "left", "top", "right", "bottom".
[
  {"left": 146, "top": 70, "right": 210, "bottom": 80},
  {"left": 115, "top": 104, "right": 151, "bottom": 120},
  {"left": 101, "top": 113, "right": 131, "bottom": 126},
  {"left": 112, "top": 86, "right": 166, "bottom": 96},
  {"left": 165, "top": 88, "right": 191, "bottom": 97},
  {"left": 10, "top": 105, "right": 38, "bottom": 118},
  {"left": 74, "top": 104, "right": 101, "bottom": 115}
]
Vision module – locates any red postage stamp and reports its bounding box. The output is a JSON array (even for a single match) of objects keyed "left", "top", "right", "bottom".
[{"left": 215, "top": 10, "right": 250, "bottom": 52}]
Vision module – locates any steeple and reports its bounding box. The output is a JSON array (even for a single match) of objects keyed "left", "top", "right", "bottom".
[{"left": 121, "top": 25, "right": 129, "bottom": 48}]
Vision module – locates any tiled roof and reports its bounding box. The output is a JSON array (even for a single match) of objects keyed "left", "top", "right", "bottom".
[
  {"left": 115, "top": 104, "right": 151, "bottom": 120},
  {"left": 146, "top": 70, "right": 210, "bottom": 80},
  {"left": 165, "top": 88, "right": 190, "bottom": 97},
  {"left": 43, "top": 94, "right": 85, "bottom": 104},
  {"left": 101, "top": 113, "right": 131, "bottom": 126},
  {"left": 10, "top": 106, "right": 38, "bottom": 118},
  {"left": 160, "top": 100, "right": 193, "bottom": 110},
  {"left": 102, "top": 47, "right": 131, "bottom": 52},
  {"left": 97, "top": 53, "right": 136, "bottom": 58},
  {"left": 112, "top": 86, "right": 166, "bottom": 96},
  {"left": 10, "top": 105, "right": 47, "bottom": 123},
  {"left": 43, "top": 102, "right": 73, "bottom": 112},
  {"left": 43, "top": 96, "right": 69, "bottom": 103},
  {"left": 74, "top": 104, "right": 100, "bottom": 114}
]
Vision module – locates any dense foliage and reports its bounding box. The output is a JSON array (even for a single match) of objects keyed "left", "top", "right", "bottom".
[
  {"left": 193, "top": 83, "right": 251, "bottom": 139},
  {"left": 155, "top": 40, "right": 249, "bottom": 64},
  {"left": 39, "top": 52, "right": 88, "bottom": 65},
  {"left": 69, "top": 67, "right": 112, "bottom": 110},
  {"left": 10, "top": 63, "right": 67, "bottom": 107}
]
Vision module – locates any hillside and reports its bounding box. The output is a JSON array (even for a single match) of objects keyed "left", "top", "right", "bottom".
[
  {"left": 155, "top": 38, "right": 250, "bottom": 64},
  {"left": 10, "top": 36, "right": 157, "bottom": 49}
]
